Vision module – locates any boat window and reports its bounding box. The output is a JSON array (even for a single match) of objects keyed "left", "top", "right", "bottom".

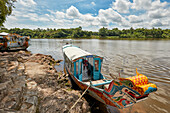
[
  {"left": 76, "top": 62, "right": 78, "bottom": 74},
  {"left": 65, "top": 56, "right": 69, "bottom": 67},
  {"left": 71, "top": 63, "right": 74, "bottom": 73},
  {"left": 80, "top": 61, "right": 82, "bottom": 74},
  {"left": 68, "top": 59, "right": 72, "bottom": 71},
  {"left": 69, "top": 60, "right": 72, "bottom": 71},
  {"left": 70, "top": 60, "right": 71, "bottom": 69},
  {"left": 95, "top": 60, "right": 99, "bottom": 71},
  {"left": 64, "top": 53, "right": 65, "bottom": 59},
  {"left": 65, "top": 57, "right": 67, "bottom": 65},
  {"left": 89, "top": 58, "right": 93, "bottom": 66},
  {"left": 0, "top": 39, "right": 3, "bottom": 43},
  {"left": 67, "top": 58, "right": 69, "bottom": 65},
  {"left": 70, "top": 60, "right": 71, "bottom": 68},
  {"left": 67, "top": 58, "right": 70, "bottom": 68}
]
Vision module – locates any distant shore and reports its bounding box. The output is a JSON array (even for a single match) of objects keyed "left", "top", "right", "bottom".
[
  {"left": 31, "top": 37, "right": 170, "bottom": 40},
  {"left": 1, "top": 27, "right": 169, "bottom": 40}
]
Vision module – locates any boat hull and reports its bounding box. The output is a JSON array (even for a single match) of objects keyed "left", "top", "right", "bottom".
[{"left": 65, "top": 66, "right": 121, "bottom": 108}]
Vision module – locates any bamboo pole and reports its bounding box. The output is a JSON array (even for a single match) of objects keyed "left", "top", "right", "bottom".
[{"left": 69, "top": 84, "right": 90, "bottom": 112}]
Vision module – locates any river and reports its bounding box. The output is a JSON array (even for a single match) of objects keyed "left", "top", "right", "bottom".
[{"left": 28, "top": 39, "right": 170, "bottom": 113}]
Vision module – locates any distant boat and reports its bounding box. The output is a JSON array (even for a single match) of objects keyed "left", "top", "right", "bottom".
[
  {"left": 62, "top": 44, "right": 157, "bottom": 109},
  {"left": 0, "top": 32, "right": 30, "bottom": 50}
]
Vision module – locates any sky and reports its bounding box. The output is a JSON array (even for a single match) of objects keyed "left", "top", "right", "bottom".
[{"left": 4, "top": 0, "right": 170, "bottom": 31}]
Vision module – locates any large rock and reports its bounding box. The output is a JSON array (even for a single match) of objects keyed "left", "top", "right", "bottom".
[
  {"left": 24, "top": 62, "right": 47, "bottom": 79},
  {"left": 0, "top": 51, "right": 90, "bottom": 113},
  {"left": 0, "top": 83, "right": 8, "bottom": 101},
  {"left": 39, "top": 89, "right": 90, "bottom": 113}
]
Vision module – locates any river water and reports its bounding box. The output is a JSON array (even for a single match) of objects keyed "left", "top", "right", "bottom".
[{"left": 28, "top": 39, "right": 170, "bottom": 113}]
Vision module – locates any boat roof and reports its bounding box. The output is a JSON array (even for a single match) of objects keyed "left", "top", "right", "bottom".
[
  {"left": 0, "top": 32, "right": 9, "bottom": 36},
  {"left": 62, "top": 44, "right": 103, "bottom": 61}
]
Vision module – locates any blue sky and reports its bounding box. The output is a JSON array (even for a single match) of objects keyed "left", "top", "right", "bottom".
[{"left": 4, "top": 0, "right": 170, "bottom": 31}]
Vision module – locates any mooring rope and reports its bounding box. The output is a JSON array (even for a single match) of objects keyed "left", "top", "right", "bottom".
[{"left": 69, "top": 84, "right": 90, "bottom": 112}]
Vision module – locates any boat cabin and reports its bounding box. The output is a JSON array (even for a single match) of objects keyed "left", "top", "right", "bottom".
[{"left": 63, "top": 44, "right": 105, "bottom": 82}]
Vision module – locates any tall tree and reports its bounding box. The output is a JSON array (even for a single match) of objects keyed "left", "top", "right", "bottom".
[
  {"left": 0, "top": 0, "right": 16, "bottom": 27},
  {"left": 99, "top": 27, "right": 108, "bottom": 37}
]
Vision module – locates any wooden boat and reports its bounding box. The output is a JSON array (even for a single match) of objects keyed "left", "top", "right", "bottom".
[
  {"left": 0, "top": 32, "right": 30, "bottom": 50},
  {"left": 62, "top": 44, "right": 157, "bottom": 109}
]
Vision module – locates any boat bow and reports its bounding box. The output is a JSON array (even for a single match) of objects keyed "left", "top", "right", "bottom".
[{"left": 104, "top": 69, "right": 157, "bottom": 108}]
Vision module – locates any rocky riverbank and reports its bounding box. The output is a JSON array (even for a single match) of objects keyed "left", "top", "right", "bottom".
[{"left": 0, "top": 51, "right": 90, "bottom": 113}]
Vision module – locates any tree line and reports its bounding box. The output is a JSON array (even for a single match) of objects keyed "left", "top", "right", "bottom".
[
  {"left": 0, "top": 26, "right": 169, "bottom": 39},
  {"left": 0, "top": 1, "right": 169, "bottom": 39}
]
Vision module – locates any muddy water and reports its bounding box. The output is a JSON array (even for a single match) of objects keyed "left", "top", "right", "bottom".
[{"left": 28, "top": 39, "right": 170, "bottom": 113}]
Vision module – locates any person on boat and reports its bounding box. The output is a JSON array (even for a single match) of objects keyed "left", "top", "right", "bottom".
[{"left": 82, "top": 60, "right": 91, "bottom": 81}]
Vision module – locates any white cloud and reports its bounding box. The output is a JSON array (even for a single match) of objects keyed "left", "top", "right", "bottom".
[
  {"left": 39, "top": 17, "right": 50, "bottom": 22},
  {"left": 128, "top": 15, "right": 143, "bottom": 23},
  {"left": 98, "top": 17, "right": 109, "bottom": 26},
  {"left": 17, "top": 0, "right": 37, "bottom": 7},
  {"left": 150, "top": 0, "right": 168, "bottom": 10},
  {"left": 131, "top": 0, "right": 152, "bottom": 10},
  {"left": 162, "top": 18, "right": 170, "bottom": 26},
  {"left": 112, "top": 0, "right": 131, "bottom": 13},
  {"left": 28, "top": 13, "right": 38, "bottom": 18},
  {"left": 7, "top": 16, "right": 18, "bottom": 21},
  {"left": 73, "top": 19, "right": 83, "bottom": 24},
  {"left": 98, "top": 8, "right": 123, "bottom": 23},
  {"left": 131, "top": 0, "right": 168, "bottom": 11},
  {"left": 148, "top": 8, "right": 170, "bottom": 19},
  {"left": 22, "top": 13, "right": 50, "bottom": 22},
  {"left": 47, "top": 10, "right": 66, "bottom": 19},
  {"left": 73, "top": 19, "right": 91, "bottom": 27},
  {"left": 91, "top": 2, "right": 96, "bottom": 6},
  {"left": 66, "top": 6, "right": 81, "bottom": 18},
  {"left": 81, "top": 14, "right": 95, "bottom": 22},
  {"left": 151, "top": 19, "right": 164, "bottom": 27},
  {"left": 29, "top": 0, "right": 37, "bottom": 5},
  {"left": 55, "top": 11, "right": 66, "bottom": 19},
  {"left": 120, "top": 17, "right": 130, "bottom": 27}
]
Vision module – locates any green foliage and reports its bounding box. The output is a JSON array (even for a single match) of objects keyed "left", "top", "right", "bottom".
[
  {"left": 0, "top": 0, "right": 16, "bottom": 27},
  {"left": 99, "top": 27, "right": 108, "bottom": 37},
  {"left": 0, "top": 26, "right": 169, "bottom": 40}
]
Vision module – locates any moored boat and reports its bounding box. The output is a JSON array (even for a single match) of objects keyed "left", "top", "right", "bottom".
[
  {"left": 62, "top": 44, "right": 157, "bottom": 109},
  {"left": 0, "top": 32, "right": 30, "bottom": 50}
]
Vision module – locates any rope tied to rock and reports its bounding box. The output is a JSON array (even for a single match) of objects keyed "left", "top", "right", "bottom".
[{"left": 69, "top": 84, "right": 91, "bottom": 112}]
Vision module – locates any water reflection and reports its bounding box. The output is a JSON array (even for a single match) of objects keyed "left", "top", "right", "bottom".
[{"left": 28, "top": 39, "right": 170, "bottom": 113}]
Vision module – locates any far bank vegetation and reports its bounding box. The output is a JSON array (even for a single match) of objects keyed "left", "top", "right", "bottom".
[{"left": 0, "top": 26, "right": 170, "bottom": 40}]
